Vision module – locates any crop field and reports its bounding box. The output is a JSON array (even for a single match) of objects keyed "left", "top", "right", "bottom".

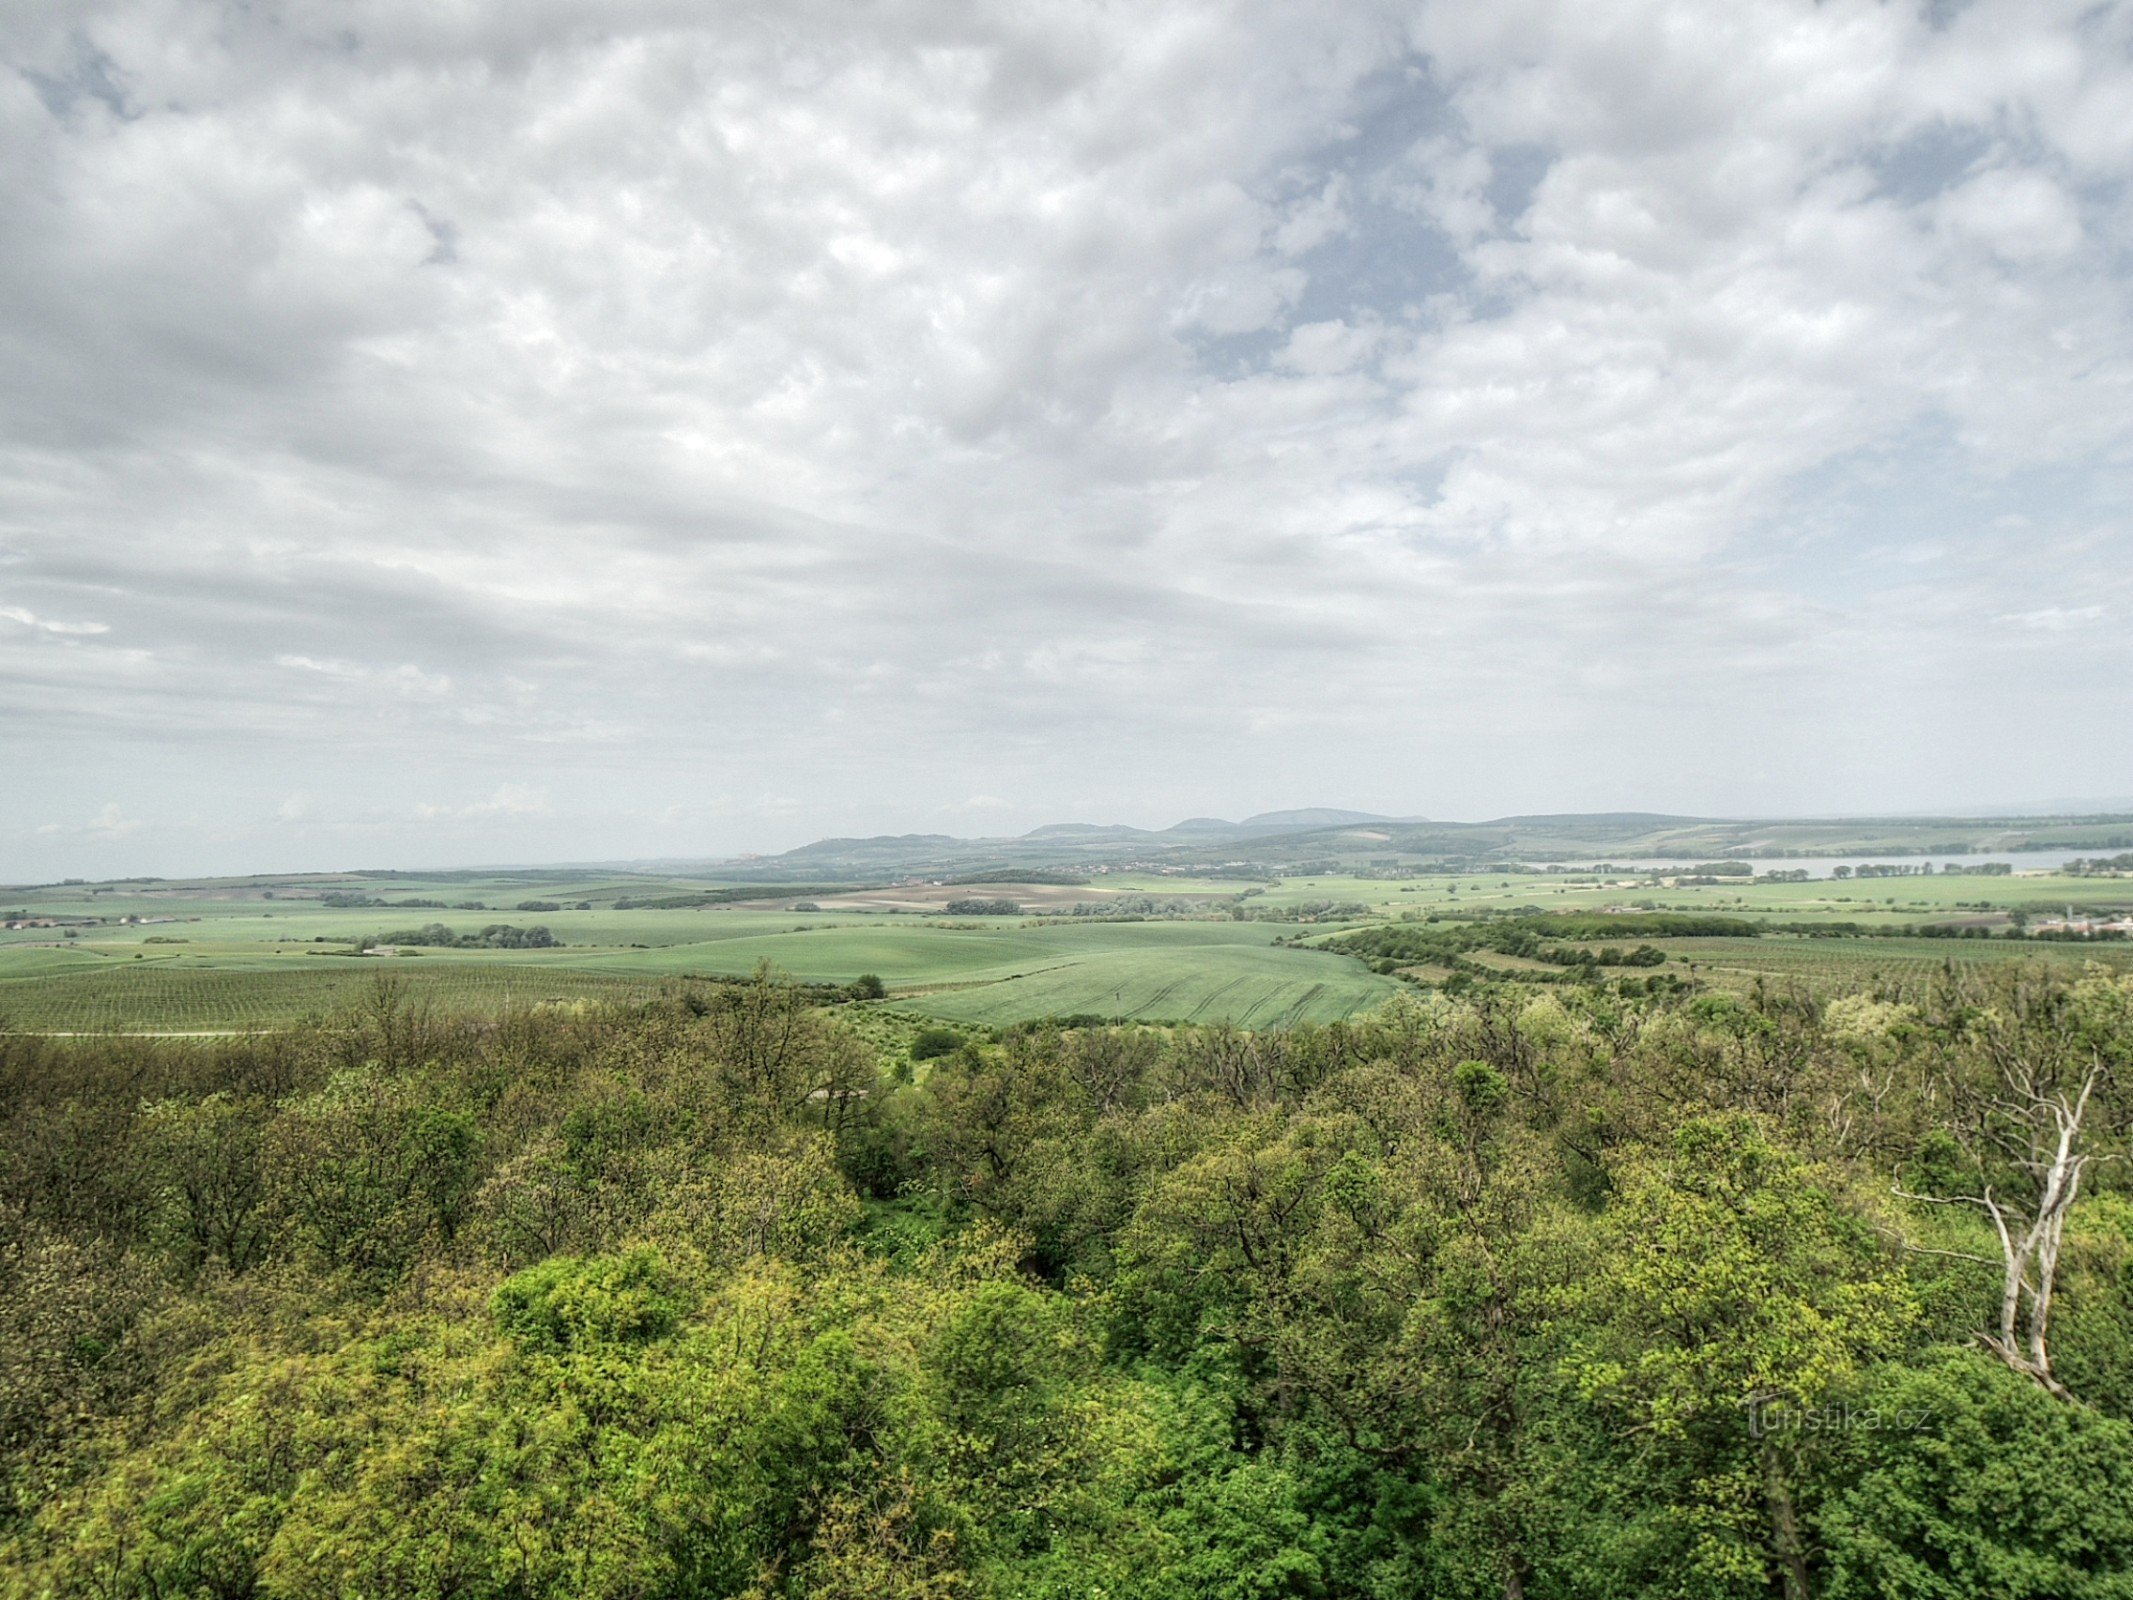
[
  {"left": 563, "top": 923, "right": 1068, "bottom": 983},
  {"left": 0, "top": 901, "right": 1396, "bottom": 1030},
  {"left": 898, "top": 941, "right": 1398, "bottom": 1027},
  {"left": 1650, "top": 935, "right": 2133, "bottom": 994},
  {"left": 0, "top": 933, "right": 1394, "bottom": 1032},
  {"left": 0, "top": 959, "right": 670, "bottom": 1033},
  {"left": 1266, "top": 868, "right": 2133, "bottom": 924},
  {"left": 3, "top": 861, "right": 2128, "bottom": 1031}
]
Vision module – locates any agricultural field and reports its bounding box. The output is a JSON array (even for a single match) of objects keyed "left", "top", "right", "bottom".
[
  {"left": 0, "top": 874, "right": 1393, "bottom": 1030},
  {"left": 1649, "top": 935, "right": 2133, "bottom": 995},
  {"left": 900, "top": 940, "right": 1397, "bottom": 1027},
  {"left": 0, "top": 960, "right": 670, "bottom": 1034},
  {"left": 3, "top": 859, "right": 2128, "bottom": 1032}
]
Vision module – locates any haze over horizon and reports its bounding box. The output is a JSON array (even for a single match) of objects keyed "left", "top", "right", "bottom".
[
  {"left": 11, "top": 793, "right": 2133, "bottom": 884},
  {"left": 8, "top": 0, "right": 2133, "bottom": 879}
]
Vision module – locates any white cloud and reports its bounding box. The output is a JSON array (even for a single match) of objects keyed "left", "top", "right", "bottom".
[
  {"left": 1276, "top": 318, "right": 1385, "bottom": 376},
  {"left": 414, "top": 784, "right": 549, "bottom": 822},
  {"left": 1, "top": 604, "right": 107, "bottom": 635},
  {"left": 276, "top": 655, "right": 451, "bottom": 696},
  {"left": 32, "top": 802, "right": 142, "bottom": 840},
  {"left": 0, "top": 0, "right": 2129, "bottom": 875},
  {"left": 1936, "top": 167, "right": 2085, "bottom": 264},
  {"left": 1998, "top": 604, "right": 2108, "bottom": 633},
  {"left": 87, "top": 802, "right": 140, "bottom": 838}
]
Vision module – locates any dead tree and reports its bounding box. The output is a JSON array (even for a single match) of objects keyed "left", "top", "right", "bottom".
[{"left": 1898, "top": 974, "right": 2125, "bottom": 1401}]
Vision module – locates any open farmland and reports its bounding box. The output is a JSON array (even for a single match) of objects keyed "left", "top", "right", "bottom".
[
  {"left": 898, "top": 940, "right": 1398, "bottom": 1026},
  {"left": 564, "top": 922, "right": 1065, "bottom": 983},
  {"left": 0, "top": 916, "right": 1400, "bottom": 1031},
  {"left": 0, "top": 958, "right": 671, "bottom": 1033},
  {"left": 1650, "top": 934, "right": 2133, "bottom": 994},
  {"left": 4, "top": 856, "right": 2129, "bottom": 1031},
  {"left": 0, "top": 876, "right": 1393, "bottom": 1030}
]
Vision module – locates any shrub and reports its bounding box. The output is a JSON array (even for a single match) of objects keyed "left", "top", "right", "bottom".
[
  {"left": 491, "top": 1248, "right": 685, "bottom": 1352},
  {"left": 910, "top": 1026, "right": 961, "bottom": 1062}
]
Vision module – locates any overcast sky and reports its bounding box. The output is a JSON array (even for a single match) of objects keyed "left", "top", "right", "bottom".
[{"left": 4, "top": 0, "right": 2132, "bottom": 878}]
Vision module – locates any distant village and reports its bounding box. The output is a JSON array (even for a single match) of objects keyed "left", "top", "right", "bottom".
[
  {"left": 2035, "top": 911, "right": 2133, "bottom": 937},
  {"left": 2, "top": 913, "right": 191, "bottom": 932}
]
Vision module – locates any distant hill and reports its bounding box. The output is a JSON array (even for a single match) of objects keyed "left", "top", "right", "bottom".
[
  {"left": 1239, "top": 808, "right": 1409, "bottom": 829},
  {"left": 780, "top": 833, "right": 961, "bottom": 853},
  {"left": 706, "top": 807, "right": 2133, "bottom": 882},
  {"left": 17, "top": 805, "right": 2132, "bottom": 896},
  {"left": 772, "top": 833, "right": 964, "bottom": 862}
]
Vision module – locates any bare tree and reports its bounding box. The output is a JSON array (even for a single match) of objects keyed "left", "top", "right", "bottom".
[{"left": 1898, "top": 971, "right": 2128, "bottom": 1400}]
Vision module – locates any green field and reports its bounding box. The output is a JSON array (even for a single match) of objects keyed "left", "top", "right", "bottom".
[
  {"left": 1651, "top": 935, "right": 2133, "bottom": 994},
  {"left": 901, "top": 941, "right": 1396, "bottom": 1026},
  {"left": 0, "top": 960, "right": 672, "bottom": 1033},
  {"left": 3, "top": 860, "right": 2128, "bottom": 1031},
  {"left": 0, "top": 918, "right": 1406, "bottom": 1032}
]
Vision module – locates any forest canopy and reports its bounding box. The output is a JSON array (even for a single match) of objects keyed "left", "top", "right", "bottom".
[{"left": 3, "top": 962, "right": 2132, "bottom": 1599}]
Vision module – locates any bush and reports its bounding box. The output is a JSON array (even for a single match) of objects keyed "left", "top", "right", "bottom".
[
  {"left": 375, "top": 922, "right": 557, "bottom": 950},
  {"left": 910, "top": 1026, "right": 962, "bottom": 1062},
  {"left": 492, "top": 1248, "right": 685, "bottom": 1352}
]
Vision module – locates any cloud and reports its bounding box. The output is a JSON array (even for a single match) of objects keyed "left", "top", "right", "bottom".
[
  {"left": 32, "top": 802, "right": 142, "bottom": 840},
  {"left": 276, "top": 655, "right": 452, "bottom": 697},
  {"left": 0, "top": 0, "right": 2129, "bottom": 876},
  {"left": 1, "top": 604, "right": 107, "bottom": 635},
  {"left": 414, "top": 784, "right": 549, "bottom": 823},
  {"left": 86, "top": 802, "right": 141, "bottom": 838},
  {"left": 1998, "top": 604, "right": 2108, "bottom": 633}
]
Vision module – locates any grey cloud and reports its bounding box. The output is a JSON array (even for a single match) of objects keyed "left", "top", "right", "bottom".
[{"left": 2, "top": 0, "right": 2131, "bottom": 878}]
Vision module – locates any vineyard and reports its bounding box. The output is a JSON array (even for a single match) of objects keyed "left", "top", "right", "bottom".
[
  {"left": 0, "top": 961, "right": 669, "bottom": 1033},
  {"left": 1655, "top": 935, "right": 2133, "bottom": 994}
]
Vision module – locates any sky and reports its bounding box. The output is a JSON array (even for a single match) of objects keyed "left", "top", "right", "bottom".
[{"left": 4, "top": 0, "right": 2133, "bottom": 879}]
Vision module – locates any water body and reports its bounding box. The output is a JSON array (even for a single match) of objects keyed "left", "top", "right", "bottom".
[{"left": 1549, "top": 851, "right": 2102, "bottom": 881}]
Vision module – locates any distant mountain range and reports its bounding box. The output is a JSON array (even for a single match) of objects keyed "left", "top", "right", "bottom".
[
  {"left": 704, "top": 808, "right": 2133, "bottom": 881},
  {"left": 20, "top": 807, "right": 2133, "bottom": 894}
]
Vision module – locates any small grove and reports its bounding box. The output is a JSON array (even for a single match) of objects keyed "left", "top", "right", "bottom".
[
  {"left": 1318, "top": 911, "right": 1756, "bottom": 984},
  {"left": 2, "top": 964, "right": 2132, "bottom": 1598}
]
